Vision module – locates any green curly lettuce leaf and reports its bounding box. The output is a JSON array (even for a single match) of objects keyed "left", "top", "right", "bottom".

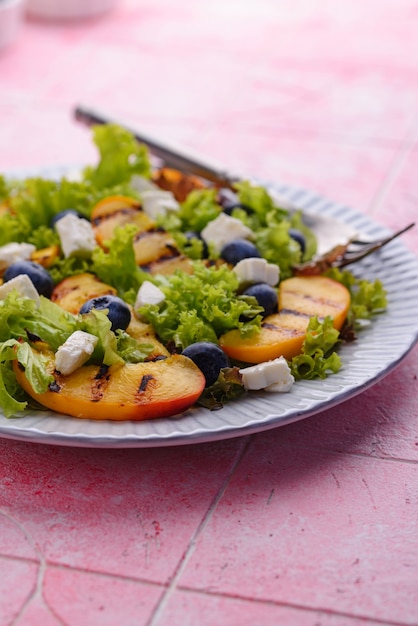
[
  {"left": 157, "top": 188, "right": 221, "bottom": 259},
  {"left": 0, "top": 175, "right": 10, "bottom": 202},
  {"left": 325, "top": 267, "right": 387, "bottom": 327},
  {"left": 0, "top": 339, "right": 54, "bottom": 418},
  {"left": 83, "top": 123, "right": 151, "bottom": 188},
  {"left": 0, "top": 291, "right": 78, "bottom": 348},
  {"left": 290, "top": 316, "right": 342, "bottom": 380},
  {"left": 139, "top": 262, "right": 263, "bottom": 350},
  {"left": 90, "top": 224, "right": 150, "bottom": 301},
  {"left": 197, "top": 367, "right": 246, "bottom": 410}
]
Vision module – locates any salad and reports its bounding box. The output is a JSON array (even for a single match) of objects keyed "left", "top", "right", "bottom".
[{"left": 0, "top": 124, "right": 387, "bottom": 421}]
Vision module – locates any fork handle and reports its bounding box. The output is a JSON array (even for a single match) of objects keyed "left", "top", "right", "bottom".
[{"left": 74, "top": 104, "right": 240, "bottom": 187}]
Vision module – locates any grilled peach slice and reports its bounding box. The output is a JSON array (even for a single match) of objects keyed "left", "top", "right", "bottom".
[
  {"left": 133, "top": 229, "right": 193, "bottom": 275},
  {"left": 14, "top": 350, "right": 205, "bottom": 421},
  {"left": 152, "top": 167, "right": 206, "bottom": 202},
  {"left": 31, "top": 244, "right": 60, "bottom": 268},
  {"left": 141, "top": 255, "right": 194, "bottom": 276},
  {"left": 51, "top": 273, "right": 117, "bottom": 315},
  {"left": 91, "top": 194, "right": 193, "bottom": 274},
  {"left": 220, "top": 276, "right": 350, "bottom": 363},
  {"left": 91, "top": 195, "right": 154, "bottom": 247}
]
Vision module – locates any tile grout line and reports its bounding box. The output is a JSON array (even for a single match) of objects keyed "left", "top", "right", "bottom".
[
  {"left": 146, "top": 435, "right": 254, "bottom": 626},
  {"left": 367, "top": 113, "right": 418, "bottom": 219},
  {"left": 173, "top": 586, "right": 411, "bottom": 626}
]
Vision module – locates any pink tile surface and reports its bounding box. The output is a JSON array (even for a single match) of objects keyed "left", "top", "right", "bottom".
[
  {"left": 0, "top": 439, "right": 246, "bottom": 583},
  {"left": 1, "top": 0, "right": 418, "bottom": 624},
  {"left": 178, "top": 436, "right": 418, "bottom": 624},
  {"left": 42, "top": 567, "right": 163, "bottom": 626}
]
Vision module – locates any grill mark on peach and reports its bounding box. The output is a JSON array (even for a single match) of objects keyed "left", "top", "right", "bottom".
[
  {"left": 138, "top": 374, "right": 155, "bottom": 393},
  {"left": 92, "top": 207, "right": 141, "bottom": 225},
  {"left": 133, "top": 227, "right": 165, "bottom": 241},
  {"left": 135, "top": 373, "right": 158, "bottom": 402},
  {"left": 276, "top": 308, "right": 312, "bottom": 318},
  {"left": 133, "top": 229, "right": 177, "bottom": 249},
  {"left": 90, "top": 365, "right": 111, "bottom": 402},
  {"left": 261, "top": 322, "right": 305, "bottom": 337},
  {"left": 140, "top": 251, "right": 185, "bottom": 272},
  {"left": 284, "top": 289, "right": 346, "bottom": 312}
]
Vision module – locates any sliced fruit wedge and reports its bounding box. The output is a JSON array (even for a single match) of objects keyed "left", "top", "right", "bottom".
[
  {"left": 91, "top": 195, "right": 154, "bottom": 248},
  {"left": 152, "top": 167, "right": 206, "bottom": 202},
  {"left": 219, "top": 276, "right": 351, "bottom": 363},
  {"left": 14, "top": 349, "right": 205, "bottom": 421},
  {"left": 91, "top": 194, "right": 193, "bottom": 275}
]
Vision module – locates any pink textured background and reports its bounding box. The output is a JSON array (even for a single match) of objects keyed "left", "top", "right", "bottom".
[{"left": 1, "top": 1, "right": 418, "bottom": 624}]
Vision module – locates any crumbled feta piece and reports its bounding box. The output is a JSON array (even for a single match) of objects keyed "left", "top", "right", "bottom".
[
  {"left": 0, "top": 274, "right": 40, "bottom": 304},
  {"left": 233, "top": 257, "right": 280, "bottom": 286},
  {"left": 135, "top": 281, "right": 166, "bottom": 309},
  {"left": 240, "top": 356, "right": 294, "bottom": 392},
  {"left": 55, "top": 213, "right": 97, "bottom": 258},
  {"left": 130, "top": 175, "right": 159, "bottom": 193},
  {"left": 200, "top": 213, "right": 253, "bottom": 252},
  {"left": 55, "top": 330, "right": 98, "bottom": 376},
  {"left": 141, "top": 190, "right": 180, "bottom": 220},
  {"left": 0, "top": 242, "right": 36, "bottom": 270}
]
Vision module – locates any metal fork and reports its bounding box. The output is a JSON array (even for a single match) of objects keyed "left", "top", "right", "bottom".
[
  {"left": 294, "top": 222, "right": 415, "bottom": 275},
  {"left": 338, "top": 223, "right": 415, "bottom": 266}
]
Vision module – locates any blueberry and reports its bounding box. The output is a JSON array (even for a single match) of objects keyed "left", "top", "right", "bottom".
[
  {"left": 243, "top": 283, "right": 278, "bottom": 317},
  {"left": 50, "top": 209, "right": 84, "bottom": 228},
  {"left": 79, "top": 295, "right": 131, "bottom": 332},
  {"left": 221, "top": 239, "right": 261, "bottom": 265},
  {"left": 182, "top": 342, "right": 229, "bottom": 387},
  {"left": 217, "top": 189, "right": 253, "bottom": 215},
  {"left": 288, "top": 228, "right": 306, "bottom": 254},
  {"left": 3, "top": 261, "right": 54, "bottom": 298}
]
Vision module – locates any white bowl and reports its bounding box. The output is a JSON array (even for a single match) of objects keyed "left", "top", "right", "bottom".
[
  {"left": 0, "top": 0, "right": 25, "bottom": 50},
  {"left": 26, "top": 0, "right": 117, "bottom": 19}
]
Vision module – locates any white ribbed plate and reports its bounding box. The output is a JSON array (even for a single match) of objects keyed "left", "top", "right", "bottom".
[{"left": 0, "top": 171, "right": 417, "bottom": 447}]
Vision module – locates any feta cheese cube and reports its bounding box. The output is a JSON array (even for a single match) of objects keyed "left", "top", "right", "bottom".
[
  {"left": 141, "top": 190, "right": 180, "bottom": 220},
  {"left": 55, "top": 213, "right": 97, "bottom": 259},
  {"left": 55, "top": 330, "right": 98, "bottom": 376},
  {"left": 233, "top": 257, "right": 280, "bottom": 286},
  {"left": 135, "top": 281, "right": 166, "bottom": 309},
  {"left": 130, "top": 175, "right": 159, "bottom": 194},
  {"left": 0, "top": 274, "right": 40, "bottom": 304},
  {"left": 240, "top": 356, "right": 294, "bottom": 392},
  {"left": 200, "top": 213, "right": 253, "bottom": 252},
  {"left": 0, "top": 242, "right": 36, "bottom": 271}
]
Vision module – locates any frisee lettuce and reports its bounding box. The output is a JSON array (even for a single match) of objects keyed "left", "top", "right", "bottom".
[
  {"left": 83, "top": 123, "right": 151, "bottom": 188},
  {"left": 290, "top": 316, "right": 342, "bottom": 380},
  {"left": 0, "top": 339, "right": 54, "bottom": 417},
  {"left": 324, "top": 267, "right": 387, "bottom": 327},
  {"left": 91, "top": 224, "right": 149, "bottom": 301},
  {"left": 139, "top": 262, "right": 263, "bottom": 349},
  {"left": 156, "top": 188, "right": 221, "bottom": 259}
]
